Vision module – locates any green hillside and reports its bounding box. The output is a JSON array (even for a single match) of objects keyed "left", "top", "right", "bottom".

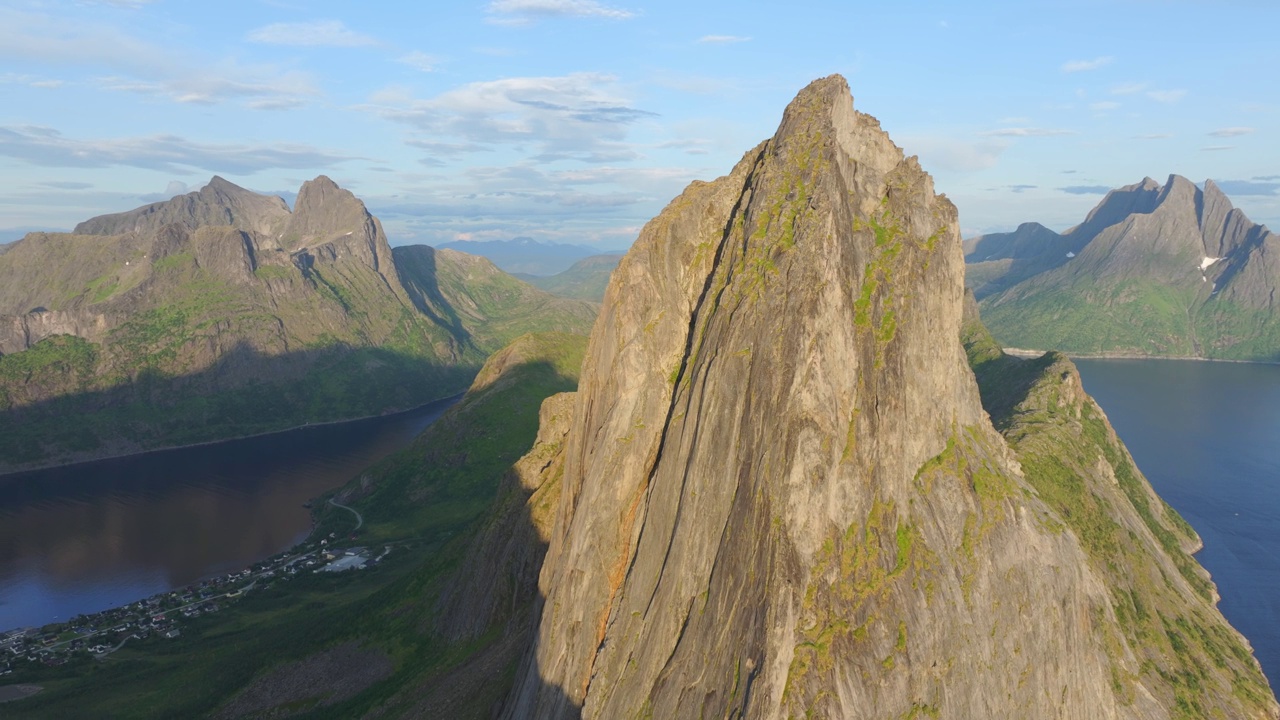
[
  {"left": 0, "top": 178, "right": 596, "bottom": 473},
  {"left": 0, "top": 331, "right": 587, "bottom": 719}
]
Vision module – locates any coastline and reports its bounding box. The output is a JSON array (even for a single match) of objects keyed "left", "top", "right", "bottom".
[
  {"left": 1002, "top": 347, "right": 1280, "bottom": 366},
  {"left": 0, "top": 391, "right": 466, "bottom": 481}
]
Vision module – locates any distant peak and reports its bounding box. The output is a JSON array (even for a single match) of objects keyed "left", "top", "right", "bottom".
[
  {"left": 1139, "top": 177, "right": 1160, "bottom": 190},
  {"left": 303, "top": 175, "right": 342, "bottom": 192},
  {"left": 205, "top": 175, "right": 243, "bottom": 191}
]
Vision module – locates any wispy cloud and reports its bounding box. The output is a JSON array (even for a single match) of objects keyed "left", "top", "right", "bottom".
[
  {"left": 1090, "top": 101, "right": 1120, "bottom": 112},
  {"left": 1062, "top": 56, "right": 1113, "bottom": 73},
  {"left": 1201, "top": 145, "right": 1234, "bottom": 152},
  {"left": 1208, "top": 127, "right": 1253, "bottom": 138},
  {"left": 1110, "top": 82, "right": 1146, "bottom": 95},
  {"left": 656, "top": 138, "right": 711, "bottom": 155},
  {"left": 1146, "top": 89, "right": 1187, "bottom": 104},
  {"left": 486, "top": 0, "right": 635, "bottom": 24},
  {"left": 0, "top": 72, "right": 64, "bottom": 88},
  {"left": 1060, "top": 185, "right": 1113, "bottom": 195},
  {"left": 1214, "top": 180, "right": 1280, "bottom": 196},
  {"left": 40, "top": 181, "right": 93, "bottom": 190},
  {"left": 246, "top": 20, "right": 378, "bottom": 47},
  {"left": 0, "top": 8, "right": 318, "bottom": 109},
  {"left": 1133, "top": 133, "right": 1173, "bottom": 140},
  {"left": 980, "top": 127, "right": 1076, "bottom": 138},
  {"left": 698, "top": 35, "right": 750, "bottom": 43},
  {"left": 397, "top": 51, "right": 438, "bottom": 72},
  {"left": 0, "top": 125, "right": 358, "bottom": 174},
  {"left": 367, "top": 73, "right": 656, "bottom": 164}
]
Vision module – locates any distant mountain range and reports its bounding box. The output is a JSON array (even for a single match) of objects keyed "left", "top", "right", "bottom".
[
  {"left": 0, "top": 177, "right": 595, "bottom": 473},
  {"left": 968, "top": 175, "right": 1280, "bottom": 360},
  {"left": 439, "top": 237, "right": 620, "bottom": 276},
  {"left": 514, "top": 253, "right": 622, "bottom": 302}
]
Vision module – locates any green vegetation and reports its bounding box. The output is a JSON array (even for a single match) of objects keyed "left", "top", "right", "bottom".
[
  {"left": 520, "top": 253, "right": 622, "bottom": 302},
  {"left": 962, "top": 309, "right": 1275, "bottom": 717},
  {"left": 4, "top": 332, "right": 587, "bottom": 719}
]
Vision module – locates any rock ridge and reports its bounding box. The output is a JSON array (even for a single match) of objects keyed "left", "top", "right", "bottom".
[{"left": 496, "top": 75, "right": 1278, "bottom": 719}]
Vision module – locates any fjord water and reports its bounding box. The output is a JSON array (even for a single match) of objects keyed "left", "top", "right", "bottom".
[
  {"left": 1075, "top": 359, "right": 1280, "bottom": 687},
  {"left": 0, "top": 396, "right": 458, "bottom": 631}
]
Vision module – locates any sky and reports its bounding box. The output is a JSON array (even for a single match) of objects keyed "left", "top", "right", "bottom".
[{"left": 1, "top": 0, "right": 1277, "bottom": 249}]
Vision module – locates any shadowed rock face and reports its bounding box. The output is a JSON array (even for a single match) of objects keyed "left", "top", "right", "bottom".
[{"left": 497, "top": 76, "right": 1278, "bottom": 719}]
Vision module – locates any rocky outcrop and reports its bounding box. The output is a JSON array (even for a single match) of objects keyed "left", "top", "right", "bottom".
[
  {"left": 0, "top": 308, "right": 109, "bottom": 354},
  {"left": 492, "top": 76, "right": 1277, "bottom": 719}
]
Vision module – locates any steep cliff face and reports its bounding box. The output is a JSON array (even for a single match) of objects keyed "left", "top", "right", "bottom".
[{"left": 501, "top": 76, "right": 1277, "bottom": 719}]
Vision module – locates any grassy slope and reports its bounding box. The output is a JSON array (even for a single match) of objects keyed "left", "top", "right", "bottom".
[
  {"left": 963, "top": 308, "right": 1275, "bottom": 717},
  {"left": 519, "top": 253, "right": 622, "bottom": 302},
  {"left": 980, "top": 275, "right": 1201, "bottom": 356},
  {"left": 0, "top": 239, "right": 597, "bottom": 472},
  {"left": 2, "top": 331, "right": 587, "bottom": 719},
  {"left": 977, "top": 263, "right": 1280, "bottom": 362}
]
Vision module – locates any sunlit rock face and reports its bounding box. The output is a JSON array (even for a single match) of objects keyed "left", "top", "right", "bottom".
[{"left": 495, "top": 75, "right": 1278, "bottom": 720}]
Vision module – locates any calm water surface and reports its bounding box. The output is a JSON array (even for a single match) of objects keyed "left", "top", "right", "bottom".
[
  {"left": 1075, "top": 359, "right": 1280, "bottom": 688},
  {"left": 0, "top": 396, "right": 458, "bottom": 631}
]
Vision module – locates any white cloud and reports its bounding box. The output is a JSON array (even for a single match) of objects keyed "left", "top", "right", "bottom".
[
  {"left": 1133, "top": 133, "right": 1173, "bottom": 140},
  {"left": 0, "top": 9, "right": 318, "bottom": 109},
  {"left": 1110, "top": 82, "right": 1146, "bottom": 96},
  {"left": 980, "top": 127, "right": 1076, "bottom": 138},
  {"left": 487, "top": 0, "right": 634, "bottom": 24},
  {"left": 1146, "top": 89, "right": 1187, "bottom": 104},
  {"left": 369, "top": 73, "right": 656, "bottom": 164},
  {"left": 1090, "top": 101, "right": 1121, "bottom": 112},
  {"left": 698, "top": 35, "right": 751, "bottom": 44},
  {"left": 1062, "top": 56, "right": 1113, "bottom": 73},
  {"left": 1208, "top": 127, "right": 1254, "bottom": 138},
  {"left": 1201, "top": 145, "right": 1234, "bottom": 152},
  {"left": 398, "top": 51, "right": 438, "bottom": 72},
  {"left": 246, "top": 20, "right": 378, "bottom": 48},
  {"left": 656, "top": 138, "right": 711, "bottom": 155},
  {"left": 0, "top": 125, "right": 359, "bottom": 174}
]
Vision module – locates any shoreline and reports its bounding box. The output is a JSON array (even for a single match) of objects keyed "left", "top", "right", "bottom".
[
  {"left": 1002, "top": 347, "right": 1280, "bottom": 366},
  {"left": 0, "top": 391, "right": 467, "bottom": 481}
]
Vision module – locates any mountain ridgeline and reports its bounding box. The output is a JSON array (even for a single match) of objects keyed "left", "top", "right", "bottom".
[
  {"left": 968, "top": 175, "right": 1280, "bottom": 360},
  {"left": 447, "top": 76, "right": 1275, "bottom": 718},
  {"left": 0, "top": 177, "right": 595, "bottom": 473},
  {"left": 2, "top": 77, "right": 1276, "bottom": 719}
]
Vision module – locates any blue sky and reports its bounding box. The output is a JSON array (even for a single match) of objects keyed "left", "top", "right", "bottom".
[{"left": 1, "top": 0, "right": 1276, "bottom": 248}]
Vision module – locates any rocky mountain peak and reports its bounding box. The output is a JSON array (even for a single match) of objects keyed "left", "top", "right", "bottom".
[{"left": 73, "top": 176, "right": 289, "bottom": 237}]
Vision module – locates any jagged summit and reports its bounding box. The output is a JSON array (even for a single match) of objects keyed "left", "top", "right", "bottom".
[
  {"left": 972, "top": 173, "right": 1280, "bottom": 358},
  {"left": 74, "top": 176, "right": 290, "bottom": 237},
  {"left": 491, "top": 75, "right": 1277, "bottom": 718}
]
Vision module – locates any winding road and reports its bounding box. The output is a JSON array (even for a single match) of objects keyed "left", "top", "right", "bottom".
[{"left": 327, "top": 498, "right": 364, "bottom": 531}]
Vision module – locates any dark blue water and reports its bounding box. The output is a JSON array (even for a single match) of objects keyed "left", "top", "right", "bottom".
[
  {"left": 1075, "top": 359, "right": 1280, "bottom": 688},
  {"left": 0, "top": 396, "right": 458, "bottom": 632}
]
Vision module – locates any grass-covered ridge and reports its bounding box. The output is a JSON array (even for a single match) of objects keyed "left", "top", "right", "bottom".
[
  {"left": 2, "top": 331, "right": 587, "bottom": 719},
  {"left": 962, "top": 300, "right": 1275, "bottom": 718}
]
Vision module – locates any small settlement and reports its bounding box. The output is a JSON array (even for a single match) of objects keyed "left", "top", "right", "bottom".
[{"left": 0, "top": 537, "right": 388, "bottom": 673}]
